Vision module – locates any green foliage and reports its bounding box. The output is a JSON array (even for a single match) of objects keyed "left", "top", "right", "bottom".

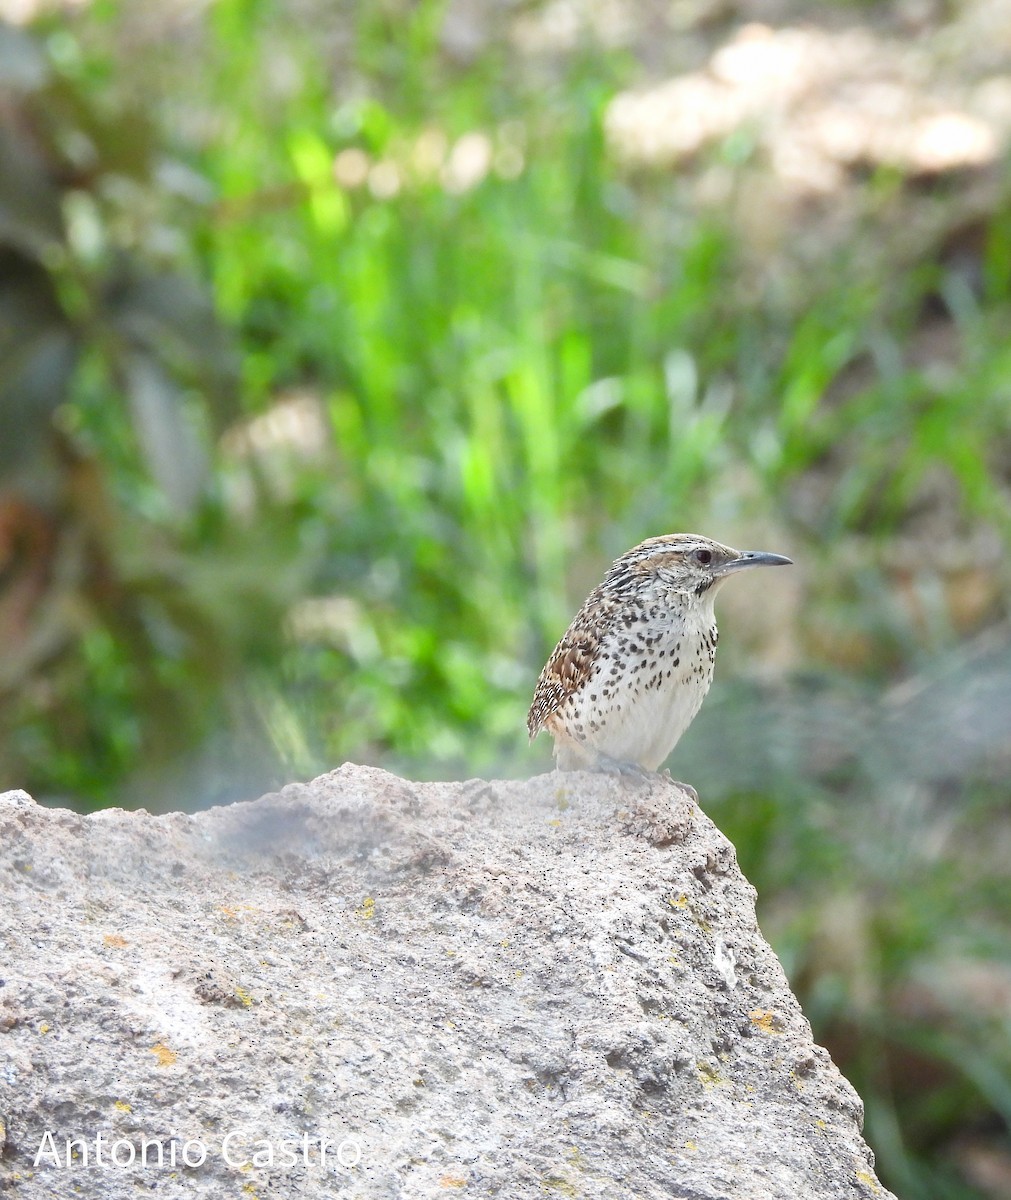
[{"left": 0, "top": 16, "right": 307, "bottom": 807}]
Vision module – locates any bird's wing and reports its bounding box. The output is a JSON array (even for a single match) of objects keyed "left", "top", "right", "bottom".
[{"left": 527, "top": 587, "right": 621, "bottom": 739}]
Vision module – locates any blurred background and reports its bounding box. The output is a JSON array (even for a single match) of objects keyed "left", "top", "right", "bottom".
[{"left": 1, "top": 0, "right": 1010, "bottom": 1194}]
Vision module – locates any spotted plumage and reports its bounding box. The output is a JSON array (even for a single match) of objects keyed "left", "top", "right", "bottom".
[{"left": 528, "top": 533, "right": 792, "bottom": 773}]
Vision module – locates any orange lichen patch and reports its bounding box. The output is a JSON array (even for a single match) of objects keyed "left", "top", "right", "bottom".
[
  {"left": 216, "top": 904, "right": 264, "bottom": 924},
  {"left": 540, "top": 1175, "right": 578, "bottom": 1196},
  {"left": 103, "top": 934, "right": 129, "bottom": 949},
  {"left": 439, "top": 1174, "right": 468, "bottom": 1188},
  {"left": 749, "top": 1008, "right": 782, "bottom": 1034},
  {"left": 150, "top": 1042, "right": 178, "bottom": 1067}
]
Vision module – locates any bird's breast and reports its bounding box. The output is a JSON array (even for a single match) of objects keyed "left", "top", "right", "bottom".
[{"left": 564, "top": 605, "right": 719, "bottom": 771}]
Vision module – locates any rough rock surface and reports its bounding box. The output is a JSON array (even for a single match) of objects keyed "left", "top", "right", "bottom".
[{"left": 0, "top": 766, "right": 893, "bottom": 1199}]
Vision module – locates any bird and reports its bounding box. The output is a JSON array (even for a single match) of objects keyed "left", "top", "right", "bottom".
[{"left": 527, "top": 533, "right": 792, "bottom": 774}]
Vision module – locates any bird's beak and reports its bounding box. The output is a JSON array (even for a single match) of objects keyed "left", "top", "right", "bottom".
[{"left": 716, "top": 550, "right": 793, "bottom": 575}]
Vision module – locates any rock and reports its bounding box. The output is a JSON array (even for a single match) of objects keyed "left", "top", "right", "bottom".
[{"left": 0, "top": 766, "right": 892, "bottom": 1199}]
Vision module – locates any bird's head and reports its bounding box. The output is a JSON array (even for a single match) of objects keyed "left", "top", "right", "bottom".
[{"left": 608, "top": 533, "right": 792, "bottom": 598}]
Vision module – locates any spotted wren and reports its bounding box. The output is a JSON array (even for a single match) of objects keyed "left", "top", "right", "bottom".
[{"left": 527, "top": 533, "right": 792, "bottom": 773}]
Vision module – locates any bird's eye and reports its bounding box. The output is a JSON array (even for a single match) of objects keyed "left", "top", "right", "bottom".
[{"left": 694, "top": 549, "right": 713, "bottom": 566}]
